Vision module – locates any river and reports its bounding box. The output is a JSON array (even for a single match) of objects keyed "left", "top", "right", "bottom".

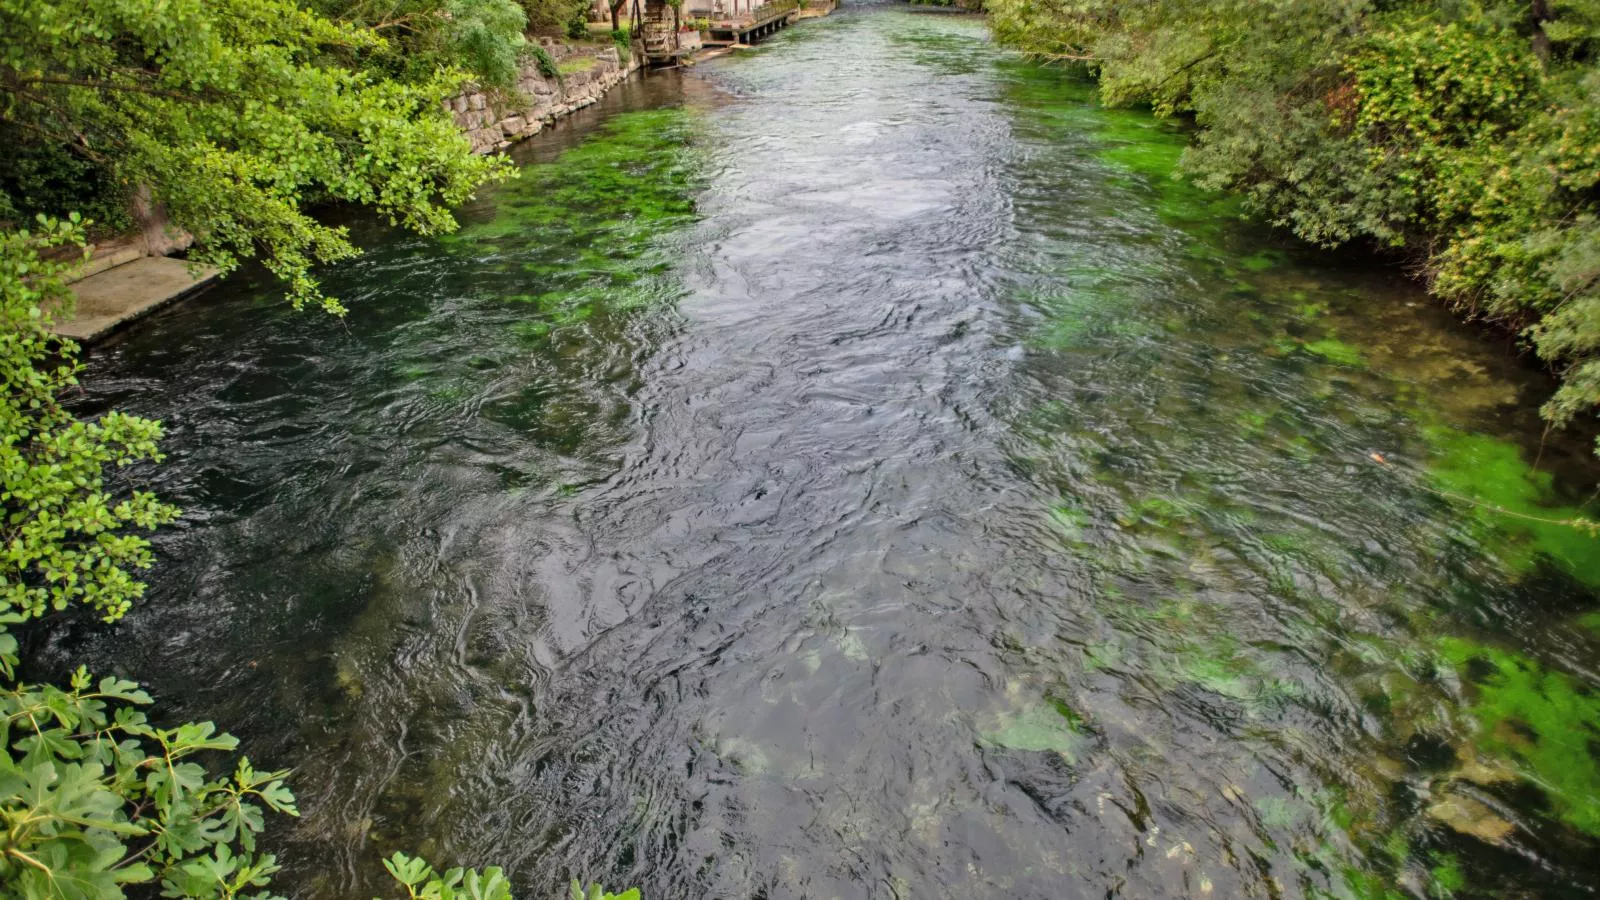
[{"left": 52, "top": 4, "right": 1600, "bottom": 898}]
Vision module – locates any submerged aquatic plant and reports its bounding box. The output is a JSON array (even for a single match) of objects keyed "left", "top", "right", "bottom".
[
  {"left": 448, "top": 108, "right": 705, "bottom": 342},
  {"left": 1419, "top": 427, "right": 1600, "bottom": 588},
  {"left": 981, "top": 697, "right": 1092, "bottom": 760},
  {"left": 1438, "top": 638, "right": 1600, "bottom": 837},
  {"left": 1299, "top": 337, "right": 1364, "bottom": 367}
]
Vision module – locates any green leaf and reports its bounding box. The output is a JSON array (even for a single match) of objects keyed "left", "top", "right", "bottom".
[
  {"left": 385, "top": 852, "right": 435, "bottom": 888},
  {"left": 112, "top": 863, "right": 155, "bottom": 884}
]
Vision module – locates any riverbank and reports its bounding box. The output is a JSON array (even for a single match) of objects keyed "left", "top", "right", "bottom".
[
  {"left": 51, "top": 256, "right": 217, "bottom": 342},
  {"left": 446, "top": 39, "right": 645, "bottom": 155},
  {"left": 985, "top": 0, "right": 1600, "bottom": 458},
  {"left": 44, "top": 195, "right": 219, "bottom": 343}
]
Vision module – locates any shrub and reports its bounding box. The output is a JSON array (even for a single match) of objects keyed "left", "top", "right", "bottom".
[
  {"left": 518, "top": 0, "right": 592, "bottom": 37},
  {"left": 532, "top": 45, "right": 562, "bottom": 80},
  {"left": 986, "top": 0, "right": 1600, "bottom": 453}
]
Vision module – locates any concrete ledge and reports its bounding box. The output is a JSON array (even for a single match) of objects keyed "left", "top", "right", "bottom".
[
  {"left": 66, "top": 245, "right": 145, "bottom": 284},
  {"left": 50, "top": 256, "right": 219, "bottom": 343}
]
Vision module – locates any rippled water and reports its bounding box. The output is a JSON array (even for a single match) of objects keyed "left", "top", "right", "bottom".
[{"left": 51, "top": 5, "right": 1600, "bottom": 898}]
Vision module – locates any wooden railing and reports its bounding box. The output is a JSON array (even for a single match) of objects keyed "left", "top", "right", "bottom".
[{"left": 750, "top": 0, "right": 797, "bottom": 20}]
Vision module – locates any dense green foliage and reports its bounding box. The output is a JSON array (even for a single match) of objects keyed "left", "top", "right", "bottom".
[
  {"left": 0, "top": 149, "right": 132, "bottom": 241},
  {"left": 0, "top": 664, "right": 298, "bottom": 900},
  {"left": 987, "top": 0, "right": 1600, "bottom": 449},
  {"left": 381, "top": 863, "right": 640, "bottom": 900},
  {"left": 0, "top": 221, "right": 177, "bottom": 631},
  {"left": 313, "top": 0, "right": 594, "bottom": 87},
  {"left": 0, "top": 0, "right": 514, "bottom": 311},
  {"left": 515, "top": 0, "right": 596, "bottom": 41},
  {"left": 312, "top": 0, "right": 535, "bottom": 89}
]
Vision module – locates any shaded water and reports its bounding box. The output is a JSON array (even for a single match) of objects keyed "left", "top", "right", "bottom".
[{"left": 53, "top": 5, "right": 1600, "bottom": 898}]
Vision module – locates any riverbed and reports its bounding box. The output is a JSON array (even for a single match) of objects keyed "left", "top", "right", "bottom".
[{"left": 57, "top": 4, "right": 1600, "bottom": 897}]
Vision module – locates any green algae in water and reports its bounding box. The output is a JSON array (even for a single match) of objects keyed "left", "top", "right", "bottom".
[
  {"left": 993, "top": 57, "right": 1099, "bottom": 113},
  {"left": 1422, "top": 426, "right": 1600, "bottom": 589},
  {"left": 1097, "top": 138, "right": 1184, "bottom": 179},
  {"left": 1047, "top": 503, "right": 1091, "bottom": 539},
  {"left": 1249, "top": 788, "right": 1464, "bottom": 899},
  {"left": 1428, "top": 855, "right": 1467, "bottom": 896},
  {"left": 1080, "top": 638, "right": 1125, "bottom": 672},
  {"left": 992, "top": 39, "right": 1600, "bottom": 897},
  {"left": 982, "top": 698, "right": 1090, "bottom": 760},
  {"left": 1300, "top": 337, "right": 1365, "bottom": 368},
  {"left": 1438, "top": 637, "right": 1600, "bottom": 837},
  {"left": 1238, "top": 250, "right": 1284, "bottom": 273},
  {"left": 996, "top": 53, "right": 1246, "bottom": 246},
  {"left": 1159, "top": 179, "right": 1246, "bottom": 233},
  {"left": 1237, "top": 409, "right": 1271, "bottom": 438},
  {"left": 1020, "top": 280, "right": 1159, "bottom": 351},
  {"left": 1168, "top": 638, "right": 1300, "bottom": 705},
  {"left": 887, "top": 22, "right": 992, "bottom": 76},
  {"left": 448, "top": 107, "right": 704, "bottom": 342},
  {"left": 1117, "top": 494, "right": 1200, "bottom": 530},
  {"left": 1294, "top": 299, "right": 1331, "bottom": 320},
  {"left": 1580, "top": 610, "right": 1600, "bottom": 635},
  {"left": 366, "top": 108, "right": 708, "bottom": 450},
  {"left": 1089, "top": 105, "right": 1187, "bottom": 176}
]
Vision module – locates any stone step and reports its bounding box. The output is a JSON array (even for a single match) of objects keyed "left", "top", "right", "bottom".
[
  {"left": 67, "top": 245, "right": 146, "bottom": 283},
  {"left": 49, "top": 256, "right": 220, "bottom": 343}
]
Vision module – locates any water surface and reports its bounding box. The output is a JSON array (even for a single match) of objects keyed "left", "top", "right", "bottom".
[{"left": 57, "top": 5, "right": 1600, "bottom": 898}]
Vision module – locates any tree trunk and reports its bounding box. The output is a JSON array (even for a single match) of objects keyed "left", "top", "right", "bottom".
[
  {"left": 1531, "top": 0, "right": 1553, "bottom": 61},
  {"left": 611, "top": 1, "right": 622, "bottom": 32}
]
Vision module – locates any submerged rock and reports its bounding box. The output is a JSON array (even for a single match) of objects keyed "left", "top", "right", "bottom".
[{"left": 1427, "top": 792, "right": 1516, "bottom": 845}]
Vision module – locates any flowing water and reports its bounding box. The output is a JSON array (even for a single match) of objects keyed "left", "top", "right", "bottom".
[{"left": 50, "top": 5, "right": 1600, "bottom": 898}]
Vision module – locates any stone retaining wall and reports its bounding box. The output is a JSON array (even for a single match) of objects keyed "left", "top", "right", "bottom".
[{"left": 444, "top": 39, "right": 643, "bottom": 154}]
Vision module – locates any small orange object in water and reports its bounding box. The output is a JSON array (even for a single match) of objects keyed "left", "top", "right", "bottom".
[{"left": 1368, "top": 452, "right": 1388, "bottom": 465}]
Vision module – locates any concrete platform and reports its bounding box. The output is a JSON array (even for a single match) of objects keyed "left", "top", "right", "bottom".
[{"left": 50, "top": 256, "right": 218, "bottom": 343}]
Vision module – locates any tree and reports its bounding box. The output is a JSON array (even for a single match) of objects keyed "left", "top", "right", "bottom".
[
  {"left": 608, "top": 0, "right": 629, "bottom": 38},
  {"left": 515, "top": 0, "right": 598, "bottom": 39},
  {"left": 0, "top": 220, "right": 176, "bottom": 633},
  {"left": 0, "top": 0, "right": 514, "bottom": 312},
  {"left": 310, "top": 0, "right": 536, "bottom": 89}
]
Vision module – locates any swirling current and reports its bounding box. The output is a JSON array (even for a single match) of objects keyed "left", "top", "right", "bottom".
[{"left": 49, "top": 5, "right": 1600, "bottom": 898}]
